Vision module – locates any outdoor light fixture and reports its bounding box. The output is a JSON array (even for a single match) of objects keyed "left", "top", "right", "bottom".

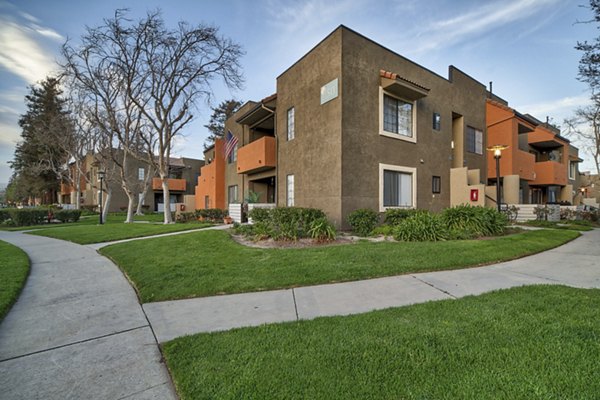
[
  {"left": 97, "top": 170, "right": 105, "bottom": 225},
  {"left": 486, "top": 145, "right": 509, "bottom": 212}
]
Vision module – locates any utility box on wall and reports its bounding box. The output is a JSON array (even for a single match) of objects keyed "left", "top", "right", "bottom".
[{"left": 470, "top": 189, "right": 479, "bottom": 202}]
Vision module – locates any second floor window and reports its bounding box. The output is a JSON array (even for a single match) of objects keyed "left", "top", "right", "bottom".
[
  {"left": 432, "top": 112, "right": 441, "bottom": 131},
  {"left": 383, "top": 94, "right": 413, "bottom": 137},
  {"left": 138, "top": 167, "right": 145, "bottom": 181},
  {"left": 287, "top": 107, "right": 295, "bottom": 140},
  {"left": 466, "top": 126, "right": 483, "bottom": 155},
  {"left": 228, "top": 145, "right": 238, "bottom": 164}
]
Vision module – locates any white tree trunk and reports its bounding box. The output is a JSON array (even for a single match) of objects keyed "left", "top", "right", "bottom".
[
  {"left": 135, "top": 172, "right": 152, "bottom": 215},
  {"left": 102, "top": 188, "right": 112, "bottom": 223},
  {"left": 161, "top": 177, "right": 173, "bottom": 224},
  {"left": 125, "top": 191, "right": 135, "bottom": 223}
]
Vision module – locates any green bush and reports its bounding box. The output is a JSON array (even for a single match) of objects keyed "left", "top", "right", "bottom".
[
  {"left": 441, "top": 205, "right": 507, "bottom": 237},
  {"left": 195, "top": 208, "right": 226, "bottom": 222},
  {"left": 232, "top": 223, "right": 255, "bottom": 237},
  {"left": 8, "top": 208, "right": 49, "bottom": 226},
  {"left": 248, "top": 207, "right": 270, "bottom": 223},
  {"left": 54, "top": 209, "right": 82, "bottom": 223},
  {"left": 176, "top": 212, "right": 196, "bottom": 223},
  {"left": 307, "top": 217, "right": 337, "bottom": 242},
  {"left": 347, "top": 209, "right": 379, "bottom": 237},
  {"left": 0, "top": 209, "right": 10, "bottom": 224},
  {"left": 393, "top": 212, "right": 448, "bottom": 242},
  {"left": 384, "top": 208, "right": 422, "bottom": 226},
  {"left": 372, "top": 224, "right": 394, "bottom": 236}
]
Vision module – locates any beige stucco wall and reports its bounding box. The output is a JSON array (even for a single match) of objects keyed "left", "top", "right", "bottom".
[
  {"left": 450, "top": 167, "right": 485, "bottom": 207},
  {"left": 503, "top": 175, "right": 520, "bottom": 205}
]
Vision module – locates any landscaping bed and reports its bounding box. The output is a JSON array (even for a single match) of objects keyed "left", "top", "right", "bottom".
[
  {"left": 0, "top": 240, "right": 30, "bottom": 322},
  {"left": 162, "top": 285, "right": 600, "bottom": 399},
  {"left": 100, "top": 228, "right": 579, "bottom": 302}
]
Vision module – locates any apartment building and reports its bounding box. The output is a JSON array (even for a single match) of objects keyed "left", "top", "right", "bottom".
[
  {"left": 61, "top": 152, "right": 203, "bottom": 212},
  {"left": 486, "top": 99, "right": 582, "bottom": 205},
  {"left": 196, "top": 26, "right": 490, "bottom": 227}
]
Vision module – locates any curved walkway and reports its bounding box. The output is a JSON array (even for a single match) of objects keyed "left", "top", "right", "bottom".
[{"left": 0, "top": 232, "right": 176, "bottom": 400}]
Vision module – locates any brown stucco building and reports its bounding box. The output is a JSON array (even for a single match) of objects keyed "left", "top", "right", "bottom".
[{"left": 196, "top": 26, "right": 493, "bottom": 227}]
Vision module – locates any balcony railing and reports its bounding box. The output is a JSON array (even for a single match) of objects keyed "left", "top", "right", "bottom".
[
  {"left": 152, "top": 177, "right": 186, "bottom": 191},
  {"left": 532, "top": 161, "right": 567, "bottom": 186},
  {"left": 237, "top": 136, "right": 276, "bottom": 174}
]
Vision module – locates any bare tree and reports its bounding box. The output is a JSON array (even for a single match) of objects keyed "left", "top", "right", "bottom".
[
  {"left": 564, "top": 108, "right": 600, "bottom": 174},
  {"left": 125, "top": 11, "right": 244, "bottom": 223}
]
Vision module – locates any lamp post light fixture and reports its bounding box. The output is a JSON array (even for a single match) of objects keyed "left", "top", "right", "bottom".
[
  {"left": 97, "top": 170, "right": 105, "bottom": 225},
  {"left": 486, "top": 145, "right": 509, "bottom": 212}
]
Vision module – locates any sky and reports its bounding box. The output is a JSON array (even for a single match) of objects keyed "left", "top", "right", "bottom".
[{"left": 0, "top": 0, "right": 598, "bottom": 184}]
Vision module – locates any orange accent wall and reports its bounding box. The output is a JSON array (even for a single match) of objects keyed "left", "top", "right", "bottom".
[
  {"left": 236, "top": 136, "right": 276, "bottom": 174},
  {"left": 152, "top": 178, "right": 186, "bottom": 191},
  {"left": 195, "top": 139, "right": 226, "bottom": 210}
]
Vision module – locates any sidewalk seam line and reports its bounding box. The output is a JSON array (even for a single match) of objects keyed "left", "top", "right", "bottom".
[
  {"left": 0, "top": 325, "right": 148, "bottom": 363},
  {"left": 411, "top": 275, "right": 457, "bottom": 299},
  {"left": 291, "top": 289, "right": 299, "bottom": 321}
]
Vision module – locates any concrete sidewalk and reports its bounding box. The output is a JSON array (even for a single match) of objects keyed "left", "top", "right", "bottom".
[
  {"left": 0, "top": 232, "right": 176, "bottom": 400},
  {"left": 144, "top": 229, "right": 600, "bottom": 343}
]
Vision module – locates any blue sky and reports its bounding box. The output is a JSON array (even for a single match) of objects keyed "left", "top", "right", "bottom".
[{"left": 0, "top": 0, "right": 597, "bottom": 184}]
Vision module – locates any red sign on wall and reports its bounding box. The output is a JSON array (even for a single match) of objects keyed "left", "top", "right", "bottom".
[{"left": 470, "top": 189, "right": 479, "bottom": 202}]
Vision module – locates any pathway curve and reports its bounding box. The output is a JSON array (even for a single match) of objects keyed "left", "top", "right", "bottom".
[
  {"left": 143, "top": 229, "right": 600, "bottom": 343},
  {"left": 0, "top": 232, "right": 177, "bottom": 400}
]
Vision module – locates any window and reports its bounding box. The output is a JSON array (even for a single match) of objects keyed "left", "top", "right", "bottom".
[
  {"left": 432, "top": 176, "right": 441, "bottom": 193},
  {"left": 287, "top": 107, "right": 295, "bottom": 140},
  {"left": 286, "top": 174, "right": 294, "bottom": 206},
  {"left": 432, "top": 112, "right": 441, "bottom": 131},
  {"left": 569, "top": 161, "right": 577, "bottom": 180},
  {"left": 138, "top": 168, "right": 145, "bottom": 181},
  {"left": 228, "top": 145, "right": 238, "bottom": 164},
  {"left": 383, "top": 93, "right": 413, "bottom": 137},
  {"left": 466, "top": 126, "right": 483, "bottom": 154},
  {"left": 204, "top": 195, "right": 210, "bottom": 209},
  {"left": 228, "top": 185, "right": 238, "bottom": 204},
  {"left": 379, "top": 164, "right": 416, "bottom": 211}
]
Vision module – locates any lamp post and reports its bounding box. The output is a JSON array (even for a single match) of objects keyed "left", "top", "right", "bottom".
[
  {"left": 486, "top": 145, "right": 509, "bottom": 212},
  {"left": 98, "top": 170, "right": 105, "bottom": 225}
]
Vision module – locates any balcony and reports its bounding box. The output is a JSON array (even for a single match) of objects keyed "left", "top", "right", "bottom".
[
  {"left": 237, "top": 136, "right": 276, "bottom": 174},
  {"left": 532, "top": 161, "right": 567, "bottom": 186},
  {"left": 514, "top": 150, "right": 536, "bottom": 181},
  {"left": 60, "top": 183, "right": 73, "bottom": 195},
  {"left": 152, "top": 178, "right": 186, "bottom": 192}
]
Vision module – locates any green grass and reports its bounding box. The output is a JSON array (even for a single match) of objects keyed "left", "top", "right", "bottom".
[
  {"left": 100, "top": 228, "right": 579, "bottom": 302},
  {"left": 522, "top": 220, "right": 596, "bottom": 231},
  {"left": 163, "top": 285, "right": 600, "bottom": 399},
  {"left": 28, "top": 219, "right": 211, "bottom": 244},
  {"left": 0, "top": 212, "right": 172, "bottom": 231},
  {"left": 0, "top": 240, "right": 30, "bottom": 321}
]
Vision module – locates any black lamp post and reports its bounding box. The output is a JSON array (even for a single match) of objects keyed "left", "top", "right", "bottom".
[
  {"left": 487, "top": 145, "right": 509, "bottom": 212},
  {"left": 98, "top": 170, "right": 105, "bottom": 225}
]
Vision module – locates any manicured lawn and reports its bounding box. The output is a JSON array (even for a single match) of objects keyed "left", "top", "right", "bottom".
[
  {"left": 522, "top": 220, "right": 596, "bottom": 231},
  {"left": 0, "top": 212, "right": 172, "bottom": 231},
  {"left": 101, "top": 229, "right": 579, "bottom": 302},
  {"left": 163, "top": 285, "right": 600, "bottom": 399},
  {"left": 0, "top": 240, "right": 30, "bottom": 321},
  {"left": 28, "top": 220, "right": 212, "bottom": 244}
]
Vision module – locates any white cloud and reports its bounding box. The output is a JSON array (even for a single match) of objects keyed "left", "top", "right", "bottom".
[
  {"left": 0, "top": 15, "right": 61, "bottom": 84},
  {"left": 412, "top": 0, "right": 562, "bottom": 54},
  {"left": 518, "top": 94, "right": 591, "bottom": 121}
]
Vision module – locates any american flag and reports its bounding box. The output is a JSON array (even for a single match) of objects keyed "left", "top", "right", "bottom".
[{"left": 223, "top": 130, "right": 239, "bottom": 160}]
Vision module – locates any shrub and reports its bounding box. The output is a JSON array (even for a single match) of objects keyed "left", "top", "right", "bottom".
[
  {"left": 534, "top": 205, "right": 550, "bottom": 221},
  {"left": 176, "top": 212, "right": 196, "bottom": 223},
  {"left": 393, "top": 212, "right": 448, "bottom": 242},
  {"left": 372, "top": 224, "right": 394, "bottom": 236},
  {"left": 195, "top": 208, "right": 226, "bottom": 222},
  {"left": 8, "top": 208, "right": 49, "bottom": 226},
  {"left": 347, "top": 209, "right": 379, "bottom": 237},
  {"left": 0, "top": 209, "right": 10, "bottom": 224},
  {"left": 441, "top": 205, "right": 507, "bottom": 237},
  {"left": 307, "top": 217, "right": 337, "bottom": 242},
  {"left": 384, "top": 208, "right": 422, "bottom": 226},
  {"left": 248, "top": 207, "right": 270, "bottom": 223},
  {"left": 54, "top": 209, "right": 82, "bottom": 223},
  {"left": 232, "top": 223, "right": 255, "bottom": 237}
]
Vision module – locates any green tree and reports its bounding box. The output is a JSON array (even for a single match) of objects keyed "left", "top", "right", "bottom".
[
  {"left": 10, "top": 77, "right": 72, "bottom": 204},
  {"left": 204, "top": 99, "right": 242, "bottom": 150}
]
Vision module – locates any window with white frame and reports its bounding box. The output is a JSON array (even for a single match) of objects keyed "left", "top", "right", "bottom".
[
  {"left": 287, "top": 107, "right": 295, "bottom": 141},
  {"left": 286, "top": 174, "right": 294, "bottom": 206},
  {"left": 382, "top": 92, "right": 414, "bottom": 138},
  {"left": 379, "top": 164, "right": 416, "bottom": 211},
  {"left": 138, "top": 167, "right": 145, "bottom": 181},
  {"left": 228, "top": 145, "right": 238, "bottom": 164},
  {"left": 228, "top": 185, "right": 238, "bottom": 204},
  {"left": 466, "top": 126, "right": 483, "bottom": 155},
  {"left": 569, "top": 161, "right": 577, "bottom": 180}
]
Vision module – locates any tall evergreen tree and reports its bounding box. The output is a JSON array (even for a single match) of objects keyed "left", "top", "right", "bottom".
[
  {"left": 203, "top": 99, "right": 242, "bottom": 149},
  {"left": 10, "top": 77, "right": 72, "bottom": 204}
]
